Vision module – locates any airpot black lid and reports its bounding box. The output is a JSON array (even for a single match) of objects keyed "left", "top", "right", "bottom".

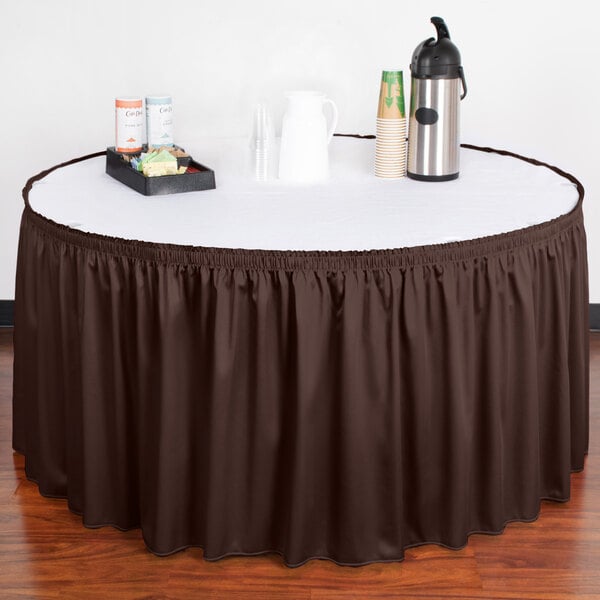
[{"left": 411, "top": 17, "right": 462, "bottom": 79}]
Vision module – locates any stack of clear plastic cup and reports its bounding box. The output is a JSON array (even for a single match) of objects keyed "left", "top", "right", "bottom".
[{"left": 250, "top": 102, "right": 274, "bottom": 181}]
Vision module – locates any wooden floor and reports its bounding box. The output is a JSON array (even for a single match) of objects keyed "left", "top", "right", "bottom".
[{"left": 0, "top": 328, "right": 598, "bottom": 600}]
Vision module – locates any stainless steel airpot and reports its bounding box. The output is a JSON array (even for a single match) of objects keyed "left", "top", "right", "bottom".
[{"left": 407, "top": 17, "right": 467, "bottom": 181}]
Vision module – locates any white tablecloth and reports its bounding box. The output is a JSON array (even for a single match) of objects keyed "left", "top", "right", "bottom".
[{"left": 28, "top": 137, "right": 579, "bottom": 251}]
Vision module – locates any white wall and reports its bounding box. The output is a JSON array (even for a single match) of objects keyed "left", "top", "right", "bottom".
[{"left": 1, "top": 0, "right": 598, "bottom": 300}]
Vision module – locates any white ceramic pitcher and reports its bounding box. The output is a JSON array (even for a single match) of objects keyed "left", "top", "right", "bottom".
[{"left": 278, "top": 91, "right": 339, "bottom": 183}]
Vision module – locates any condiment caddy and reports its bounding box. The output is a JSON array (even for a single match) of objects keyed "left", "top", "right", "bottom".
[
  {"left": 106, "top": 145, "right": 216, "bottom": 196},
  {"left": 108, "top": 95, "right": 216, "bottom": 195}
]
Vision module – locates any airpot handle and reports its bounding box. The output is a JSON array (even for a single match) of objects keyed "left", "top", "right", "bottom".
[{"left": 458, "top": 66, "right": 467, "bottom": 100}]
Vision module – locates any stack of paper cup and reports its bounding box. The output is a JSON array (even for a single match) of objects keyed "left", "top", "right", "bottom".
[{"left": 375, "top": 71, "right": 407, "bottom": 178}]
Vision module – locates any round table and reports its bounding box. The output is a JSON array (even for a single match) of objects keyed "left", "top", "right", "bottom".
[{"left": 12, "top": 138, "right": 589, "bottom": 567}]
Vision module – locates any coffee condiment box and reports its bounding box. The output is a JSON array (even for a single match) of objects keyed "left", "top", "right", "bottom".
[{"left": 105, "top": 147, "right": 216, "bottom": 196}]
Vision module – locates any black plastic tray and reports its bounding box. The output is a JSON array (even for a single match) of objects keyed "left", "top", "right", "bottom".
[{"left": 105, "top": 147, "right": 216, "bottom": 196}]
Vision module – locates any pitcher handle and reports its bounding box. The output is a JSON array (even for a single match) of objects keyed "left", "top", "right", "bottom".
[{"left": 324, "top": 98, "right": 339, "bottom": 143}]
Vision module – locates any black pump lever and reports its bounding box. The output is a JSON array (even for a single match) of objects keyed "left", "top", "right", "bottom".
[{"left": 431, "top": 16, "right": 451, "bottom": 41}]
